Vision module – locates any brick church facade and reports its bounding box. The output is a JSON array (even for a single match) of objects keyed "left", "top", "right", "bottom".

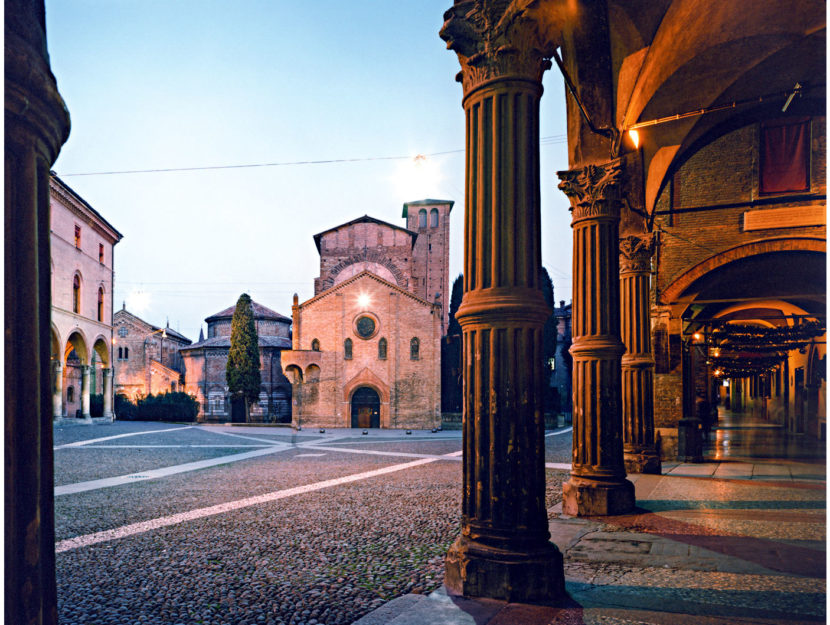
[{"left": 281, "top": 200, "right": 452, "bottom": 429}]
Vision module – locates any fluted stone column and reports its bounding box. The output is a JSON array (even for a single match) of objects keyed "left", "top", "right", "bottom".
[
  {"left": 102, "top": 368, "right": 114, "bottom": 420},
  {"left": 619, "top": 234, "right": 661, "bottom": 474},
  {"left": 52, "top": 359, "right": 64, "bottom": 419},
  {"left": 6, "top": 2, "right": 71, "bottom": 622},
  {"left": 440, "top": 2, "right": 565, "bottom": 602},
  {"left": 558, "top": 160, "right": 635, "bottom": 516},
  {"left": 80, "top": 365, "right": 92, "bottom": 419}
]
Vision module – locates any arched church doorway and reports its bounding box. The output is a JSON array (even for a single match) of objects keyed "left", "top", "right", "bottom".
[{"left": 351, "top": 387, "right": 380, "bottom": 428}]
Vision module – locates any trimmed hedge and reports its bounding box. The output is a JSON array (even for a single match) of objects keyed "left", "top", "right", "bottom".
[{"left": 116, "top": 392, "right": 199, "bottom": 422}]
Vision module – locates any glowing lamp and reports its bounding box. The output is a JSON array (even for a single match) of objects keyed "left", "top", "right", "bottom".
[
  {"left": 628, "top": 129, "right": 640, "bottom": 149},
  {"left": 358, "top": 294, "right": 371, "bottom": 308},
  {"left": 693, "top": 332, "right": 702, "bottom": 341}
]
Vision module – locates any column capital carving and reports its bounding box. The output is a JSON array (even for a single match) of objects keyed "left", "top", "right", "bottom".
[
  {"left": 440, "top": 0, "right": 558, "bottom": 94},
  {"left": 557, "top": 158, "right": 623, "bottom": 223},
  {"left": 619, "top": 233, "right": 655, "bottom": 273}
]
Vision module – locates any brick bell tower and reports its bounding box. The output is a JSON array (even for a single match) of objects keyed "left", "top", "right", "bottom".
[{"left": 402, "top": 199, "right": 454, "bottom": 334}]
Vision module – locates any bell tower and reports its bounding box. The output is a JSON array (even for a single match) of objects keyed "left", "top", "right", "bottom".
[{"left": 402, "top": 199, "right": 454, "bottom": 333}]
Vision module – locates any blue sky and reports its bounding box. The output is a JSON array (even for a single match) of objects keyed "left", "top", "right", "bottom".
[{"left": 46, "top": 1, "right": 572, "bottom": 342}]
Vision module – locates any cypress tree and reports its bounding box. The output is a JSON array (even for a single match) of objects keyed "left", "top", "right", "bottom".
[
  {"left": 447, "top": 273, "right": 463, "bottom": 336},
  {"left": 226, "top": 293, "right": 261, "bottom": 419}
]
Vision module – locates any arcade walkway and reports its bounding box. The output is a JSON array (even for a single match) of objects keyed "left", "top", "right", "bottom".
[{"left": 355, "top": 419, "right": 825, "bottom": 625}]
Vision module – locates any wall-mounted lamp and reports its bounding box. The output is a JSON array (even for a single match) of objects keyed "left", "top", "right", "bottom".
[{"left": 628, "top": 129, "right": 640, "bottom": 149}]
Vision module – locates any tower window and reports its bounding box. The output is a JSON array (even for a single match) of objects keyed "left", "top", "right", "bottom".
[
  {"left": 311, "top": 338, "right": 320, "bottom": 351},
  {"left": 430, "top": 208, "right": 438, "bottom": 227},
  {"left": 418, "top": 209, "right": 427, "bottom": 228}
]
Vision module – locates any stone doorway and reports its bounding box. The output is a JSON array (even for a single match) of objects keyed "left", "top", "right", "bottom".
[
  {"left": 230, "top": 396, "right": 246, "bottom": 423},
  {"left": 351, "top": 387, "right": 380, "bottom": 428}
]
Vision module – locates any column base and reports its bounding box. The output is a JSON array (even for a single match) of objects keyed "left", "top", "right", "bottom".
[
  {"left": 624, "top": 449, "right": 661, "bottom": 474},
  {"left": 444, "top": 534, "right": 565, "bottom": 603},
  {"left": 562, "top": 475, "right": 635, "bottom": 516}
]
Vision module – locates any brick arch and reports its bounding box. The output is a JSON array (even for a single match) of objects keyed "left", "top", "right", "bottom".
[
  {"left": 661, "top": 237, "right": 826, "bottom": 303},
  {"left": 321, "top": 251, "right": 406, "bottom": 291},
  {"left": 343, "top": 368, "right": 390, "bottom": 428}
]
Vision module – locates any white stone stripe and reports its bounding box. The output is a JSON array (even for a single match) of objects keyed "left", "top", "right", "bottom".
[
  {"left": 545, "top": 462, "right": 571, "bottom": 470},
  {"left": 545, "top": 427, "right": 573, "bottom": 438},
  {"left": 70, "top": 444, "right": 272, "bottom": 449},
  {"left": 306, "top": 445, "right": 463, "bottom": 461},
  {"left": 195, "top": 427, "right": 294, "bottom": 446},
  {"left": 54, "top": 425, "right": 193, "bottom": 449},
  {"left": 55, "top": 456, "right": 443, "bottom": 553},
  {"left": 54, "top": 446, "right": 288, "bottom": 496}
]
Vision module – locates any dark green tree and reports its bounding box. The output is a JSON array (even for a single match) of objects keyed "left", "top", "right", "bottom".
[
  {"left": 540, "top": 267, "right": 557, "bottom": 418},
  {"left": 447, "top": 273, "right": 463, "bottom": 336},
  {"left": 226, "top": 293, "right": 261, "bottom": 421}
]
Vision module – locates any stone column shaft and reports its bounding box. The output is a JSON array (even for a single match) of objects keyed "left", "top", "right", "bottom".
[
  {"left": 53, "top": 360, "right": 64, "bottom": 419},
  {"left": 81, "top": 365, "right": 92, "bottom": 418},
  {"left": 102, "top": 368, "right": 114, "bottom": 419},
  {"left": 558, "top": 160, "right": 634, "bottom": 515},
  {"left": 441, "top": 2, "right": 564, "bottom": 602},
  {"left": 5, "top": 2, "right": 71, "bottom": 621},
  {"left": 620, "top": 235, "right": 660, "bottom": 474}
]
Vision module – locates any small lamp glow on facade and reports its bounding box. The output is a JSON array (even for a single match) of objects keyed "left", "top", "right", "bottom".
[
  {"left": 714, "top": 369, "right": 723, "bottom": 377},
  {"left": 693, "top": 332, "right": 702, "bottom": 341},
  {"left": 628, "top": 129, "right": 640, "bottom": 149},
  {"left": 358, "top": 294, "right": 371, "bottom": 308}
]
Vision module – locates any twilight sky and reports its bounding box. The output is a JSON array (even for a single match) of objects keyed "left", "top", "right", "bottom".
[{"left": 46, "top": 1, "right": 572, "bottom": 343}]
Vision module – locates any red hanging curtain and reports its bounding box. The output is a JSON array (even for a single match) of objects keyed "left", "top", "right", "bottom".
[{"left": 760, "top": 118, "right": 810, "bottom": 194}]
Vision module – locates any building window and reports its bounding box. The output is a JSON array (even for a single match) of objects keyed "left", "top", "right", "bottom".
[
  {"left": 72, "top": 274, "right": 81, "bottom": 314},
  {"left": 124, "top": 347, "right": 129, "bottom": 359},
  {"left": 118, "top": 326, "right": 128, "bottom": 337},
  {"left": 67, "top": 386, "right": 74, "bottom": 402},
  {"left": 378, "top": 337, "right": 387, "bottom": 360},
  {"left": 410, "top": 337, "right": 419, "bottom": 360},
  {"left": 344, "top": 338, "right": 353, "bottom": 360},
  {"left": 760, "top": 118, "right": 810, "bottom": 194},
  {"left": 418, "top": 209, "right": 427, "bottom": 228},
  {"left": 98, "top": 243, "right": 104, "bottom": 263},
  {"left": 311, "top": 338, "right": 320, "bottom": 351},
  {"left": 97, "top": 287, "right": 104, "bottom": 322},
  {"left": 356, "top": 315, "right": 376, "bottom": 339},
  {"left": 118, "top": 347, "right": 123, "bottom": 360},
  {"left": 430, "top": 208, "right": 438, "bottom": 227},
  {"left": 74, "top": 225, "right": 81, "bottom": 249}
]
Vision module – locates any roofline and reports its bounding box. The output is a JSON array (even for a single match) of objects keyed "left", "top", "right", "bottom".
[
  {"left": 312, "top": 215, "right": 417, "bottom": 253},
  {"left": 401, "top": 199, "right": 454, "bottom": 218},
  {"left": 50, "top": 173, "right": 124, "bottom": 241},
  {"left": 114, "top": 309, "right": 192, "bottom": 344},
  {"left": 298, "top": 269, "right": 441, "bottom": 310}
]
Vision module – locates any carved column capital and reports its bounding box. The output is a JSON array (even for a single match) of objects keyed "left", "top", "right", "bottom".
[
  {"left": 557, "top": 158, "right": 623, "bottom": 224},
  {"left": 619, "top": 233, "right": 655, "bottom": 273},
  {"left": 440, "top": 0, "right": 557, "bottom": 94}
]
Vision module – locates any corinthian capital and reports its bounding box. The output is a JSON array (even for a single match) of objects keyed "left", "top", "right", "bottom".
[
  {"left": 619, "top": 233, "right": 655, "bottom": 273},
  {"left": 440, "top": 0, "right": 559, "bottom": 93},
  {"left": 557, "top": 159, "right": 623, "bottom": 223}
]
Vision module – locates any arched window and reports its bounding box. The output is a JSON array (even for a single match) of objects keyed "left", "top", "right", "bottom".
[
  {"left": 67, "top": 386, "right": 74, "bottom": 402},
  {"left": 311, "top": 338, "right": 320, "bottom": 351},
  {"left": 344, "top": 338, "right": 353, "bottom": 360},
  {"left": 118, "top": 347, "right": 123, "bottom": 360},
  {"left": 72, "top": 274, "right": 81, "bottom": 314},
  {"left": 378, "top": 337, "right": 387, "bottom": 360},
  {"left": 97, "top": 287, "right": 104, "bottom": 322},
  {"left": 430, "top": 208, "right": 439, "bottom": 227},
  {"left": 124, "top": 347, "right": 129, "bottom": 359},
  {"left": 418, "top": 209, "right": 427, "bottom": 228},
  {"left": 410, "top": 337, "right": 420, "bottom": 360}
]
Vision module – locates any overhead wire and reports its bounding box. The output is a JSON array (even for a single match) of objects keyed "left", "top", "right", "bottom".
[{"left": 56, "top": 135, "right": 567, "bottom": 177}]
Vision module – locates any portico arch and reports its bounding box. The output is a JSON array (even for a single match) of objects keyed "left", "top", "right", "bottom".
[{"left": 662, "top": 238, "right": 826, "bottom": 304}]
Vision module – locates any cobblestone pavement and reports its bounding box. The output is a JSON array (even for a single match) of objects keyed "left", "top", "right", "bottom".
[{"left": 54, "top": 422, "right": 570, "bottom": 625}]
